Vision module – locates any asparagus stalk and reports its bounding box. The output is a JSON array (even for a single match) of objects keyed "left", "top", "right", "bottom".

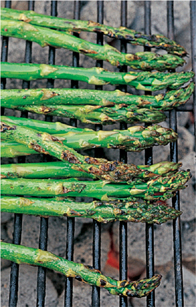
[
  {"left": 1, "top": 196, "right": 182, "bottom": 224},
  {"left": 1, "top": 18, "right": 184, "bottom": 71},
  {"left": 1, "top": 171, "right": 191, "bottom": 201},
  {"left": 4, "top": 105, "right": 166, "bottom": 125},
  {"left": 1, "top": 62, "right": 194, "bottom": 91},
  {"left": 1, "top": 242, "right": 161, "bottom": 297},
  {"left": 1, "top": 83, "right": 194, "bottom": 108},
  {"left": 1, "top": 142, "right": 39, "bottom": 158},
  {"left": 0, "top": 8, "right": 186, "bottom": 56},
  {"left": 0, "top": 161, "right": 182, "bottom": 180},
  {"left": 1, "top": 120, "right": 174, "bottom": 152}
]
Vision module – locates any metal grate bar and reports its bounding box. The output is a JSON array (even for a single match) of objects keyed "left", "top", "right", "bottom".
[
  {"left": 1, "top": 0, "right": 11, "bottom": 118},
  {"left": 37, "top": 3, "right": 57, "bottom": 306},
  {"left": 190, "top": 1, "right": 196, "bottom": 144},
  {"left": 8, "top": 2, "right": 34, "bottom": 306},
  {"left": 167, "top": 2, "right": 184, "bottom": 306},
  {"left": 64, "top": 2, "right": 80, "bottom": 306},
  {"left": 144, "top": 2, "right": 155, "bottom": 307},
  {"left": 119, "top": 2, "right": 128, "bottom": 307},
  {"left": 92, "top": 2, "right": 104, "bottom": 307}
]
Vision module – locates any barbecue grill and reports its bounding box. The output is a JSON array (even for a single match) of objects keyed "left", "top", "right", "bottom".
[{"left": 1, "top": 1, "right": 195, "bottom": 307}]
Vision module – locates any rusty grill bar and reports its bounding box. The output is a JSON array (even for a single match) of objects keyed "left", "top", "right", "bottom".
[{"left": 1, "top": 1, "right": 195, "bottom": 307}]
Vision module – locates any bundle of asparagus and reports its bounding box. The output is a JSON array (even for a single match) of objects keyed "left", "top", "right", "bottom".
[
  {"left": 0, "top": 8, "right": 187, "bottom": 56},
  {"left": 1, "top": 119, "right": 179, "bottom": 182},
  {"left": 1, "top": 18, "right": 185, "bottom": 71},
  {"left": 1, "top": 116, "right": 177, "bottom": 152},
  {"left": 1, "top": 62, "right": 194, "bottom": 90},
  {"left": 1, "top": 242, "right": 161, "bottom": 297}
]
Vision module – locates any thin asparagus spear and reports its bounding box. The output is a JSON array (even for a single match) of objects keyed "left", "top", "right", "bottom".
[
  {"left": 1, "top": 18, "right": 184, "bottom": 71},
  {"left": 0, "top": 242, "right": 161, "bottom": 297},
  {"left": 0, "top": 161, "right": 182, "bottom": 180},
  {"left": 1, "top": 142, "right": 39, "bottom": 158},
  {"left": 4, "top": 105, "right": 166, "bottom": 125},
  {"left": 1, "top": 83, "right": 194, "bottom": 108},
  {"left": 1, "top": 171, "right": 191, "bottom": 201},
  {"left": 0, "top": 8, "right": 186, "bottom": 56},
  {"left": 1, "top": 196, "right": 182, "bottom": 224},
  {"left": 1, "top": 62, "right": 194, "bottom": 91}
]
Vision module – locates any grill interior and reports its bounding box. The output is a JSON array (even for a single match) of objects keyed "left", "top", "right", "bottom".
[{"left": 1, "top": 1, "right": 195, "bottom": 307}]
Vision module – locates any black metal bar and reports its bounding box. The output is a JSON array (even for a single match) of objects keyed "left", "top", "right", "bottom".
[
  {"left": 64, "top": 2, "right": 80, "bottom": 307},
  {"left": 119, "top": 2, "right": 128, "bottom": 307},
  {"left": 8, "top": 1, "right": 34, "bottom": 306},
  {"left": 36, "top": 4, "right": 57, "bottom": 307},
  {"left": 1, "top": 0, "right": 11, "bottom": 117},
  {"left": 144, "top": 2, "right": 155, "bottom": 307},
  {"left": 167, "top": 2, "right": 184, "bottom": 307},
  {"left": 190, "top": 1, "right": 196, "bottom": 146},
  {"left": 92, "top": 3, "right": 104, "bottom": 306}
]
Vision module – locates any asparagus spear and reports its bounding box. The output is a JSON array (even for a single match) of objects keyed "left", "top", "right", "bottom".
[
  {"left": 1, "top": 171, "right": 191, "bottom": 201},
  {"left": 1, "top": 83, "right": 194, "bottom": 108},
  {"left": 1, "top": 62, "right": 194, "bottom": 91},
  {"left": 0, "top": 8, "right": 186, "bottom": 56},
  {"left": 1, "top": 196, "right": 181, "bottom": 224},
  {"left": 4, "top": 105, "right": 166, "bottom": 125},
  {"left": 1, "top": 120, "right": 174, "bottom": 152},
  {"left": 1, "top": 18, "right": 184, "bottom": 71},
  {"left": 1, "top": 242, "right": 161, "bottom": 297},
  {"left": 0, "top": 161, "right": 182, "bottom": 180}
]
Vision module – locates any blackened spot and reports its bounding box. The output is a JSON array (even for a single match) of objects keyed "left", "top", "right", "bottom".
[
  {"left": 23, "top": 96, "right": 27, "bottom": 99},
  {"left": 37, "top": 133, "right": 41, "bottom": 137},
  {"left": 100, "top": 279, "right": 106, "bottom": 286},
  {"left": 85, "top": 157, "right": 90, "bottom": 163}
]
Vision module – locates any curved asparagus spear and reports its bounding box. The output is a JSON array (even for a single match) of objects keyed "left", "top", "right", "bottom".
[
  {"left": 0, "top": 242, "right": 161, "bottom": 297},
  {"left": 1, "top": 62, "right": 194, "bottom": 91},
  {"left": 1, "top": 83, "right": 194, "bottom": 108},
  {"left": 5, "top": 105, "right": 166, "bottom": 125},
  {"left": 0, "top": 161, "right": 182, "bottom": 180},
  {"left": 1, "top": 8, "right": 186, "bottom": 56},
  {"left": 1, "top": 18, "right": 184, "bottom": 71},
  {"left": 1, "top": 196, "right": 182, "bottom": 224},
  {"left": 1, "top": 171, "right": 191, "bottom": 201}
]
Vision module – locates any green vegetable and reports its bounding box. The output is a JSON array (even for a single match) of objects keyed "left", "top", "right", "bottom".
[
  {"left": 1, "top": 196, "right": 182, "bottom": 224},
  {"left": 0, "top": 161, "right": 182, "bottom": 180},
  {"left": 1, "top": 62, "right": 194, "bottom": 91},
  {"left": 0, "top": 119, "right": 178, "bottom": 182},
  {"left": 0, "top": 242, "right": 162, "bottom": 297},
  {"left": 1, "top": 117, "right": 174, "bottom": 152},
  {"left": 1, "top": 18, "right": 184, "bottom": 71},
  {"left": 5, "top": 105, "right": 166, "bottom": 125},
  {"left": 1, "top": 83, "right": 194, "bottom": 108},
  {"left": 1, "top": 171, "right": 191, "bottom": 201},
  {"left": 0, "top": 8, "right": 187, "bottom": 56}
]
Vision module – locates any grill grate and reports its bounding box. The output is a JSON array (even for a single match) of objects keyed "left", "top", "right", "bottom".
[{"left": 1, "top": 1, "right": 195, "bottom": 307}]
